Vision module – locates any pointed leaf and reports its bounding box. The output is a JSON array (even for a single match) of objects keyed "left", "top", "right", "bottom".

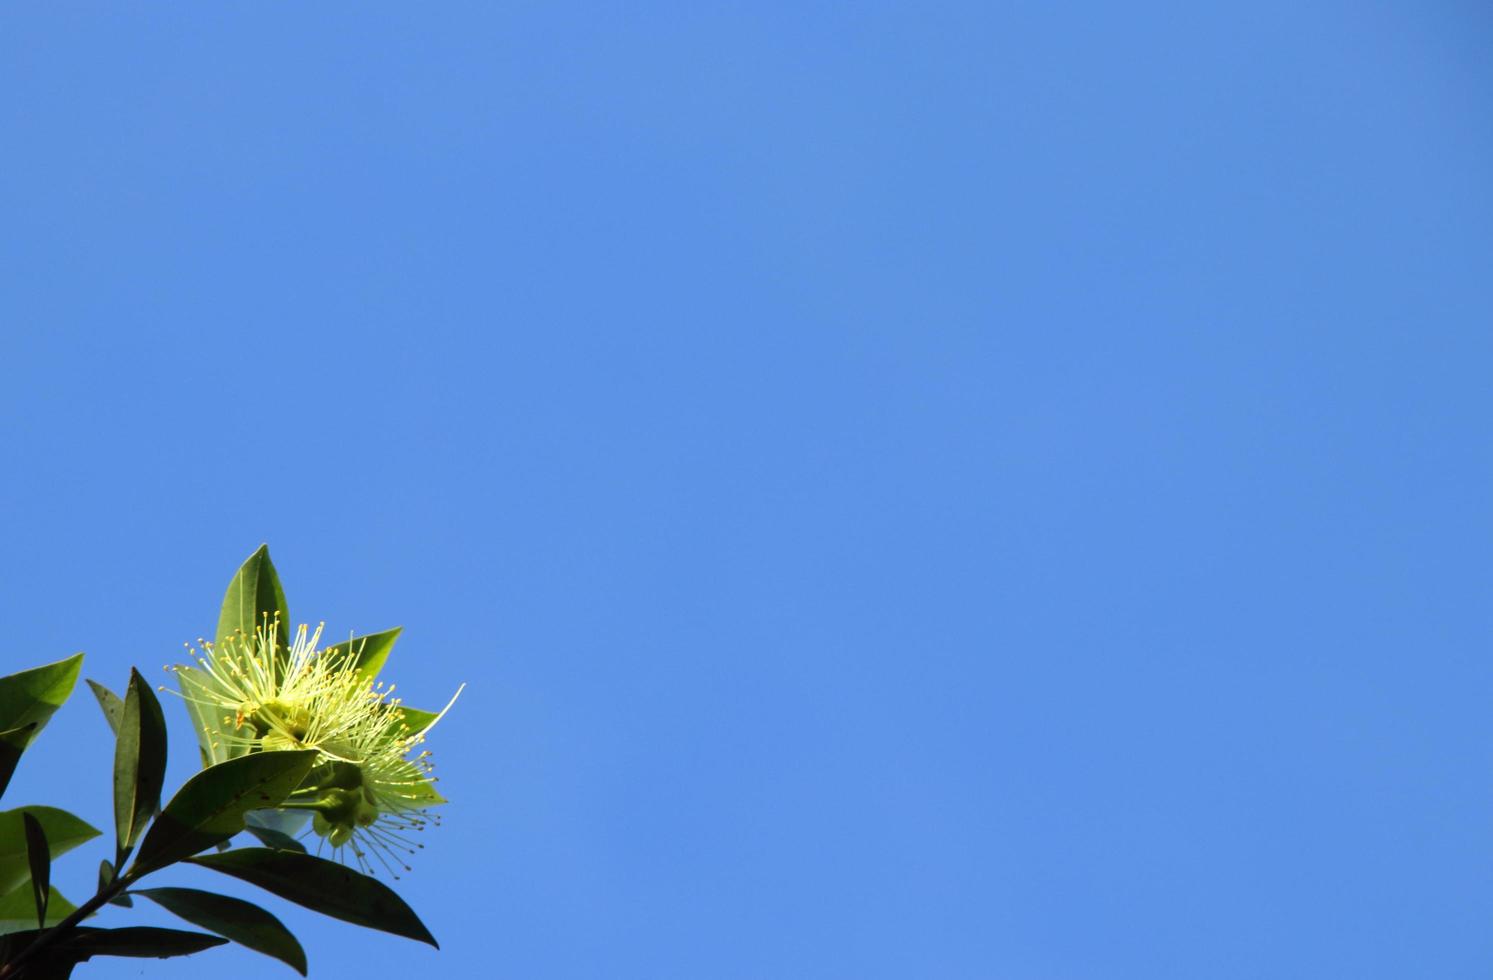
[
  {"left": 245, "top": 809, "right": 310, "bottom": 836},
  {"left": 387, "top": 685, "right": 462, "bottom": 745},
  {"left": 187, "top": 848, "right": 438, "bottom": 947},
  {"left": 0, "top": 808, "right": 100, "bottom": 897},
  {"left": 51, "top": 925, "right": 228, "bottom": 958},
  {"left": 174, "top": 665, "right": 252, "bottom": 766},
  {"left": 0, "top": 654, "right": 83, "bottom": 748},
  {"left": 0, "top": 927, "right": 220, "bottom": 977},
  {"left": 99, "top": 860, "right": 132, "bottom": 908},
  {"left": 183, "top": 546, "right": 289, "bottom": 766},
  {"left": 0, "top": 883, "right": 77, "bottom": 934},
  {"left": 216, "top": 544, "right": 290, "bottom": 654},
  {"left": 0, "top": 725, "right": 36, "bottom": 802},
  {"left": 131, "top": 751, "right": 316, "bottom": 875},
  {"left": 244, "top": 810, "right": 309, "bottom": 851},
  {"left": 391, "top": 706, "right": 439, "bottom": 736},
  {"left": 243, "top": 824, "right": 305, "bottom": 853},
  {"left": 322, "top": 627, "right": 401, "bottom": 683},
  {"left": 113, "top": 669, "right": 168, "bottom": 853},
  {"left": 21, "top": 813, "right": 47, "bottom": 928},
  {"left": 85, "top": 680, "right": 123, "bottom": 735},
  {"left": 138, "top": 887, "right": 307, "bottom": 975}
]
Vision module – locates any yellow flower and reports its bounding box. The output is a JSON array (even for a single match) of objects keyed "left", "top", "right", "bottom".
[{"left": 170, "top": 619, "right": 462, "bottom": 877}]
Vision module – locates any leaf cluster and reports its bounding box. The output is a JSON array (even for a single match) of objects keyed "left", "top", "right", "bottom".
[{"left": 0, "top": 546, "right": 443, "bottom": 979}]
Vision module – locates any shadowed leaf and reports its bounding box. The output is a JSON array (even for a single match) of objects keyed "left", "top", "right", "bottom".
[
  {"left": 131, "top": 751, "right": 316, "bottom": 875},
  {"left": 99, "top": 860, "right": 132, "bottom": 908},
  {"left": 54, "top": 925, "right": 227, "bottom": 958},
  {"left": 138, "top": 887, "right": 307, "bottom": 975},
  {"left": 0, "top": 725, "right": 36, "bottom": 802},
  {"left": 0, "top": 927, "right": 223, "bottom": 977},
  {"left": 21, "top": 813, "right": 47, "bottom": 928},
  {"left": 113, "top": 669, "right": 168, "bottom": 854},
  {"left": 188, "top": 848, "right": 437, "bottom": 947}
]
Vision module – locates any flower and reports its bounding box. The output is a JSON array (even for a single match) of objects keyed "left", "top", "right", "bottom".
[{"left": 169, "top": 618, "right": 462, "bottom": 877}]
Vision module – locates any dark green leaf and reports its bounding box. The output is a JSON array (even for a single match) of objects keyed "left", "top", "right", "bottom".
[
  {"left": 85, "top": 680, "right": 123, "bottom": 735},
  {"left": 98, "top": 860, "right": 132, "bottom": 908},
  {"left": 0, "top": 925, "right": 222, "bottom": 977},
  {"left": 138, "top": 887, "right": 307, "bottom": 975},
  {"left": 0, "top": 926, "right": 37, "bottom": 962},
  {"left": 14, "top": 957, "right": 74, "bottom": 978},
  {"left": 0, "top": 724, "right": 36, "bottom": 802},
  {"left": 131, "top": 751, "right": 316, "bottom": 875},
  {"left": 0, "top": 807, "right": 100, "bottom": 897},
  {"left": 51, "top": 925, "right": 228, "bottom": 958},
  {"left": 322, "top": 626, "right": 402, "bottom": 683},
  {"left": 21, "top": 813, "right": 47, "bottom": 929},
  {"left": 0, "top": 929, "right": 75, "bottom": 978},
  {"left": 0, "top": 883, "right": 78, "bottom": 934},
  {"left": 187, "top": 848, "right": 438, "bottom": 947},
  {"left": 113, "top": 669, "right": 168, "bottom": 854},
  {"left": 215, "top": 544, "right": 290, "bottom": 655},
  {"left": 0, "top": 927, "right": 221, "bottom": 975},
  {"left": 0, "top": 654, "right": 83, "bottom": 748}
]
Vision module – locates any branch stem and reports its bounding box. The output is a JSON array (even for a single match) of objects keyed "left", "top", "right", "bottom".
[{"left": 0, "top": 866, "right": 139, "bottom": 979}]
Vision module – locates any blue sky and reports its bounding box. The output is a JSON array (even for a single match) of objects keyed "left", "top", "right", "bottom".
[{"left": 2, "top": 3, "right": 1491, "bottom": 978}]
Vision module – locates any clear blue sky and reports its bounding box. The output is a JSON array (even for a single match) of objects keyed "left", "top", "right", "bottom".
[{"left": 2, "top": 3, "right": 1490, "bottom": 978}]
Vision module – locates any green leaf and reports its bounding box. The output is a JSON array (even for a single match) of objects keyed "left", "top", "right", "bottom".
[
  {"left": 138, "top": 887, "right": 307, "bottom": 975},
  {"left": 322, "top": 626, "right": 402, "bottom": 683},
  {"left": 245, "top": 808, "right": 309, "bottom": 835},
  {"left": 0, "top": 926, "right": 225, "bottom": 976},
  {"left": 0, "top": 807, "right": 100, "bottom": 897},
  {"left": 113, "top": 669, "right": 168, "bottom": 854},
  {"left": 187, "top": 848, "right": 438, "bottom": 947},
  {"left": 0, "top": 654, "right": 83, "bottom": 748},
  {"left": 215, "top": 544, "right": 290, "bottom": 654},
  {"left": 242, "top": 824, "right": 305, "bottom": 853},
  {"left": 21, "top": 813, "right": 47, "bottom": 929},
  {"left": 244, "top": 810, "right": 309, "bottom": 851},
  {"left": 0, "top": 724, "right": 36, "bottom": 802},
  {"left": 173, "top": 663, "right": 244, "bottom": 766},
  {"left": 85, "top": 680, "right": 123, "bottom": 735},
  {"left": 51, "top": 925, "right": 228, "bottom": 958},
  {"left": 180, "top": 545, "right": 289, "bottom": 767},
  {"left": 392, "top": 705, "right": 439, "bottom": 736},
  {"left": 131, "top": 751, "right": 316, "bottom": 875},
  {"left": 99, "top": 860, "right": 132, "bottom": 907},
  {"left": 387, "top": 684, "right": 463, "bottom": 745},
  {"left": 0, "top": 882, "right": 77, "bottom": 934}
]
